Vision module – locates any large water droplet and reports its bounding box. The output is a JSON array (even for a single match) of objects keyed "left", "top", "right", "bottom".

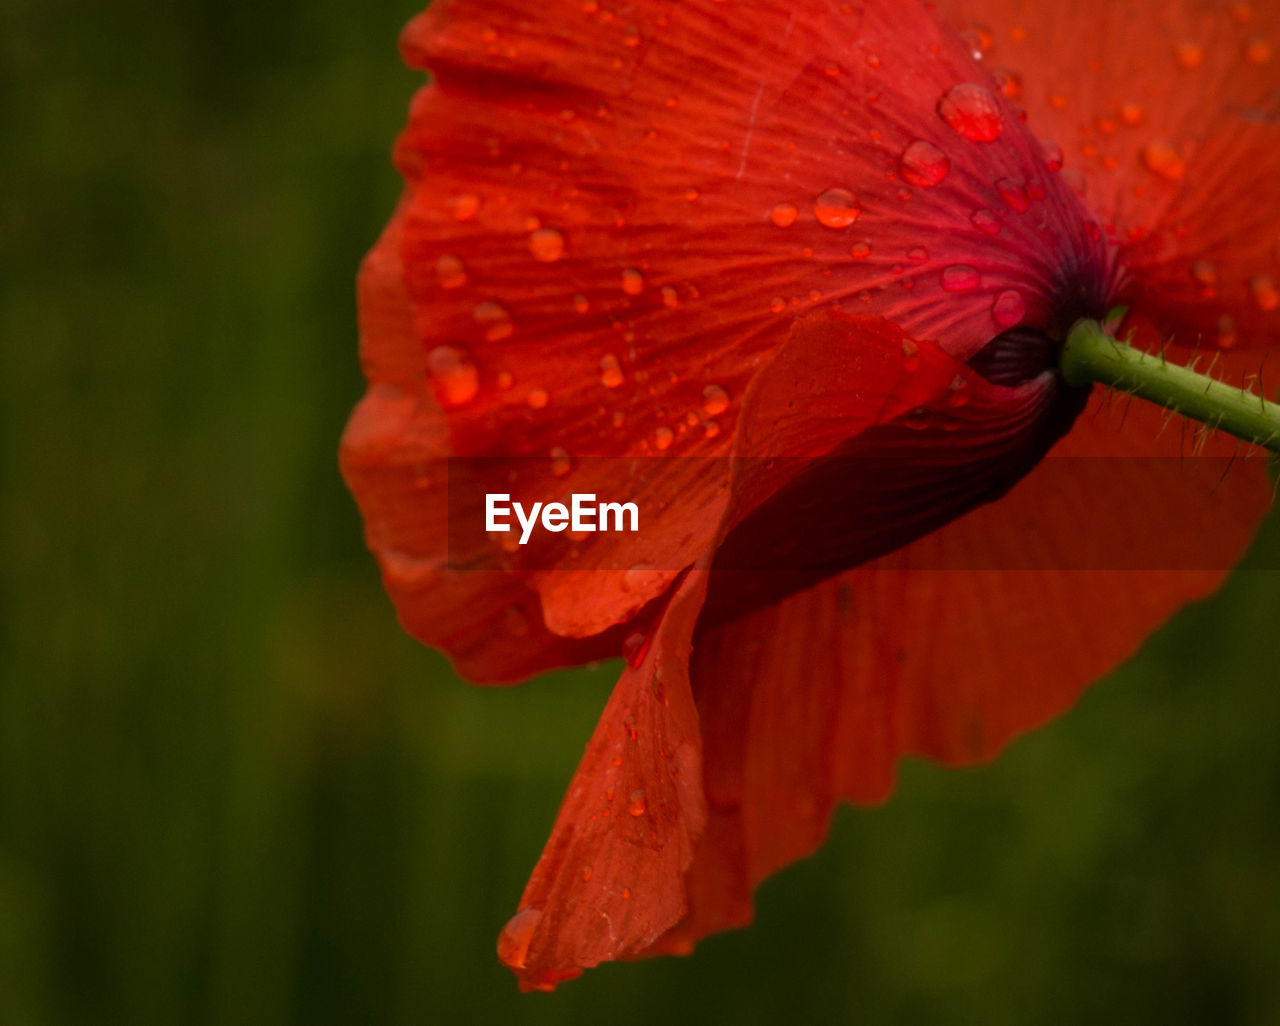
[
  {"left": 900, "top": 140, "right": 950, "bottom": 187},
  {"left": 991, "top": 289, "right": 1026, "bottom": 328},
  {"left": 941, "top": 265, "right": 981, "bottom": 292},
  {"left": 529, "top": 227, "right": 565, "bottom": 262},
  {"left": 473, "top": 301, "right": 514, "bottom": 341},
  {"left": 702, "top": 384, "right": 730, "bottom": 415},
  {"left": 654, "top": 425, "right": 674, "bottom": 451},
  {"left": 1140, "top": 139, "right": 1187, "bottom": 182},
  {"left": 426, "top": 345, "right": 479, "bottom": 407},
  {"left": 937, "top": 83, "right": 1004, "bottom": 141},
  {"left": 436, "top": 253, "right": 467, "bottom": 289},
  {"left": 769, "top": 202, "right": 798, "bottom": 228},
  {"left": 813, "top": 188, "right": 861, "bottom": 228},
  {"left": 628, "top": 789, "right": 647, "bottom": 817},
  {"left": 621, "top": 268, "right": 645, "bottom": 295}
]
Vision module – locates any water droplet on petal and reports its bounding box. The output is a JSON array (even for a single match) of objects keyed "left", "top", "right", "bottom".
[
  {"left": 900, "top": 140, "right": 950, "bottom": 186},
  {"left": 1190, "top": 260, "right": 1218, "bottom": 296},
  {"left": 1118, "top": 101, "right": 1145, "bottom": 126},
  {"left": 622, "top": 630, "right": 652, "bottom": 667},
  {"left": 813, "top": 187, "right": 861, "bottom": 228},
  {"left": 769, "top": 296, "right": 787, "bottom": 313},
  {"left": 550, "top": 446, "right": 573, "bottom": 477},
  {"left": 497, "top": 908, "right": 541, "bottom": 970},
  {"left": 621, "top": 268, "right": 644, "bottom": 295},
  {"left": 1244, "top": 36, "right": 1272, "bottom": 64},
  {"left": 992, "top": 289, "right": 1026, "bottom": 328},
  {"left": 1251, "top": 275, "right": 1279, "bottom": 311},
  {"left": 937, "top": 83, "right": 1004, "bottom": 141},
  {"left": 769, "top": 202, "right": 799, "bottom": 228},
  {"left": 621, "top": 562, "right": 657, "bottom": 593},
  {"left": 941, "top": 264, "right": 981, "bottom": 291},
  {"left": 449, "top": 193, "right": 481, "bottom": 221},
  {"left": 995, "top": 178, "right": 1030, "bottom": 211},
  {"left": 991, "top": 67, "right": 1022, "bottom": 99},
  {"left": 527, "top": 387, "right": 549, "bottom": 409},
  {"left": 628, "top": 789, "right": 647, "bottom": 816},
  {"left": 573, "top": 294, "right": 590, "bottom": 314},
  {"left": 654, "top": 425, "right": 674, "bottom": 450},
  {"left": 599, "top": 354, "right": 624, "bottom": 388},
  {"left": 702, "top": 384, "right": 730, "bottom": 415},
  {"left": 849, "top": 240, "right": 871, "bottom": 259},
  {"left": 436, "top": 253, "right": 467, "bottom": 289},
  {"left": 971, "top": 208, "right": 1000, "bottom": 234},
  {"left": 1041, "top": 140, "right": 1064, "bottom": 171},
  {"left": 473, "top": 301, "right": 514, "bottom": 341},
  {"left": 581, "top": 865, "right": 593, "bottom": 882},
  {"left": 1218, "top": 314, "right": 1238, "bottom": 348},
  {"left": 529, "top": 227, "right": 565, "bottom": 262},
  {"left": 908, "top": 246, "right": 928, "bottom": 262},
  {"left": 684, "top": 187, "right": 700, "bottom": 201},
  {"left": 1140, "top": 139, "right": 1187, "bottom": 182},
  {"left": 1174, "top": 42, "right": 1205, "bottom": 69},
  {"left": 661, "top": 285, "right": 679, "bottom": 308},
  {"left": 426, "top": 345, "right": 479, "bottom": 407}
]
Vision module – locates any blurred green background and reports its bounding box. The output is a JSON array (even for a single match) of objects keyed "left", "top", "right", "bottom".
[{"left": 3, "top": 1, "right": 1280, "bottom": 1023}]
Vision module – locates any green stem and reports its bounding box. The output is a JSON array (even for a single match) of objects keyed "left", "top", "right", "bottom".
[{"left": 1060, "top": 319, "right": 1280, "bottom": 455}]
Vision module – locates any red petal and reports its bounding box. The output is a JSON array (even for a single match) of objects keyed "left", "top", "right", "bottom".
[
  {"left": 498, "top": 569, "right": 709, "bottom": 990},
  {"left": 703, "top": 308, "right": 1072, "bottom": 622},
  {"left": 341, "top": 384, "right": 627, "bottom": 681},
  {"left": 657, "top": 377, "right": 1274, "bottom": 954},
  {"left": 940, "top": 0, "right": 1280, "bottom": 348},
  {"left": 366, "top": 0, "right": 1109, "bottom": 637}
]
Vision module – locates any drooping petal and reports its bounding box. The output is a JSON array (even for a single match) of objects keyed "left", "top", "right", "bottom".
[
  {"left": 939, "top": 0, "right": 1280, "bottom": 349},
  {"left": 497, "top": 569, "right": 709, "bottom": 990},
  {"left": 370, "top": 0, "right": 1109, "bottom": 638},
  {"left": 656, "top": 381, "right": 1274, "bottom": 954}
]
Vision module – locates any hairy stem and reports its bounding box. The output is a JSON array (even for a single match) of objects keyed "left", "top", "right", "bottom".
[{"left": 1060, "top": 320, "right": 1280, "bottom": 455}]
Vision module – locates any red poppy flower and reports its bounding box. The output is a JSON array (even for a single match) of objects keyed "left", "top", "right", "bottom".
[{"left": 340, "top": 0, "right": 1280, "bottom": 991}]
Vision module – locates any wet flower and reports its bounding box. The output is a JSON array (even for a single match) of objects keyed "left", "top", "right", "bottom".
[{"left": 340, "top": 0, "right": 1280, "bottom": 990}]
